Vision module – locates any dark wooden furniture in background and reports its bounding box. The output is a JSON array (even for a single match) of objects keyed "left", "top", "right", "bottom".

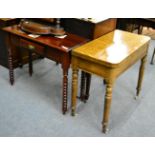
[
  {"left": 3, "top": 25, "right": 88, "bottom": 114},
  {"left": 62, "top": 18, "right": 117, "bottom": 39},
  {"left": 117, "top": 18, "right": 155, "bottom": 64},
  {"left": 116, "top": 18, "right": 155, "bottom": 33},
  {"left": 137, "top": 19, "right": 155, "bottom": 64}
]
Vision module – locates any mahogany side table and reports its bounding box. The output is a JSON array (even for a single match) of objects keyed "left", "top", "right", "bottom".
[{"left": 3, "top": 25, "right": 88, "bottom": 114}]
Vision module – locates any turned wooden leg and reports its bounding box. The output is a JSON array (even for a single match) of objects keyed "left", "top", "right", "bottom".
[
  {"left": 18, "top": 48, "right": 23, "bottom": 68},
  {"left": 8, "top": 48, "right": 14, "bottom": 85},
  {"left": 71, "top": 68, "right": 79, "bottom": 116},
  {"left": 150, "top": 48, "right": 155, "bottom": 65},
  {"left": 136, "top": 55, "right": 147, "bottom": 96},
  {"left": 28, "top": 51, "right": 33, "bottom": 76},
  {"left": 80, "top": 71, "right": 86, "bottom": 101},
  {"left": 102, "top": 80, "right": 114, "bottom": 133},
  {"left": 84, "top": 73, "right": 91, "bottom": 101},
  {"left": 80, "top": 72, "right": 91, "bottom": 102},
  {"left": 62, "top": 69, "right": 68, "bottom": 114}
]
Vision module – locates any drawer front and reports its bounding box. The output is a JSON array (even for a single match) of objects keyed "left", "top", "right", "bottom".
[
  {"left": 20, "top": 39, "right": 45, "bottom": 55},
  {"left": 46, "top": 47, "right": 62, "bottom": 63}
]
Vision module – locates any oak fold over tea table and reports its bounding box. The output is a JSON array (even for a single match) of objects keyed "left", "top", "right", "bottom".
[
  {"left": 71, "top": 30, "right": 150, "bottom": 133},
  {"left": 3, "top": 25, "right": 88, "bottom": 114}
]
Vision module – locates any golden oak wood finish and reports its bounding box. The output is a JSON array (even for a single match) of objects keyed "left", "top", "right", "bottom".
[{"left": 71, "top": 30, "right": 150, "bottom": 133}]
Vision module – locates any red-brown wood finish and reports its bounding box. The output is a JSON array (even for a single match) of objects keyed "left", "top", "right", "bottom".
[{"left": 3, "top": 25, "right": 88, "bottom": 114}]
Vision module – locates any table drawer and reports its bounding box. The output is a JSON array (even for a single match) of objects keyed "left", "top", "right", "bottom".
[{"left": 20, "top": 39, "right": 45, "bottom": 55}]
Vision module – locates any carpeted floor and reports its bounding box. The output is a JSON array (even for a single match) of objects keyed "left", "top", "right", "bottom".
[{"left": 0, "top": 40, "right": 155, "bottom": 137}]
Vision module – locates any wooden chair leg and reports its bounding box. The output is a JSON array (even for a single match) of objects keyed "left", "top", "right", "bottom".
[
  {"left": 80, "top": 71, "right": 86, "bottom": 101},
  {"left": 84, "top": 73, "right": 91, "bottom": 101},
  {"left": 150, "top": 48, "right": 155, "bottom": 65},
  {"left": 28, "top": 51, "right": 33, "bottom": 76},
  {"left": 18, "top": 49, "right": 23, "bottom": 68},
  {"left": 80, "top": 72, "right": 91, "bottom": 103}
]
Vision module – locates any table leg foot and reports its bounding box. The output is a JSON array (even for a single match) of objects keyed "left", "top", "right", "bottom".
[
  {"left": 83, "top": 100, "right": 87, "bottom": 103},
  {"left": 134, "top": 96, "right": 139, "bottom": 100},
  {"left": 10, "top": 78, "right": 14, "bottom": 85},
  {"left": 71, "top": 109, "right": 75, "bottom": 116},
  {"left": 150, "top": 62, "right": 154, "bottom": 65},
  {"left": 102, "top": 123, "right": 109, "bottom": 133},
  {"left": 63, "top": 111, "right": 66, "bottom": 115}
]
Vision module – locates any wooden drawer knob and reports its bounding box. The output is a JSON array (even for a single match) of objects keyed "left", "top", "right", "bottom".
[{"left": 28, "top": 45, "right": 35, "bottom": 50}]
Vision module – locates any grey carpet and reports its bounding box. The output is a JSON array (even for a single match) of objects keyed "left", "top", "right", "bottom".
[{"left": 0, "top": 40, "right": 155, "bottom": 137}]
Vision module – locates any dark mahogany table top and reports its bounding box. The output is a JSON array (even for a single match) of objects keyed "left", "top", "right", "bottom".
[{"left": 3, "top": 25, "right": 88, "bottom": 52}]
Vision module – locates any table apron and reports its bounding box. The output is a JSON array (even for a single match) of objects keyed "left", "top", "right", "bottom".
[
  {"left": 72, "top": 44, "right": 148, "bottom": 80},
  {"left": 9, "top": 36, "right": 70, "bottom": 65}
]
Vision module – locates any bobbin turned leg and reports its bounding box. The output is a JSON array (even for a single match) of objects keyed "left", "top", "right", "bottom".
[
  {"left": 136, "top": 55, "right": 147, "bottom": 97},
  {"left": 102, "top": 79, "right": 114, "bottom": 133},
  {"left": 62, "top": 68, "right": 68, "bottom": 114},
  {"left": 8, "top": 48, "right": 14, "bottom": 85},
  {"left": 71, "top": 68, "right": 79, "bottom": 116}
]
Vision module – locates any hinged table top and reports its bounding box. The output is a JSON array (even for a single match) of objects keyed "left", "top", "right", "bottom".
[{"left": 73, "top": 30, "right": 150, "bottom": 67}]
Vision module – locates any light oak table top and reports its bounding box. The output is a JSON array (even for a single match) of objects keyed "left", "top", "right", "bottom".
[
  {"left": 71, "top": 30, "right": 150, "bottom": 133},
  {"left": 73, "top": 30, "right": 150, "bottom": 68}
]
